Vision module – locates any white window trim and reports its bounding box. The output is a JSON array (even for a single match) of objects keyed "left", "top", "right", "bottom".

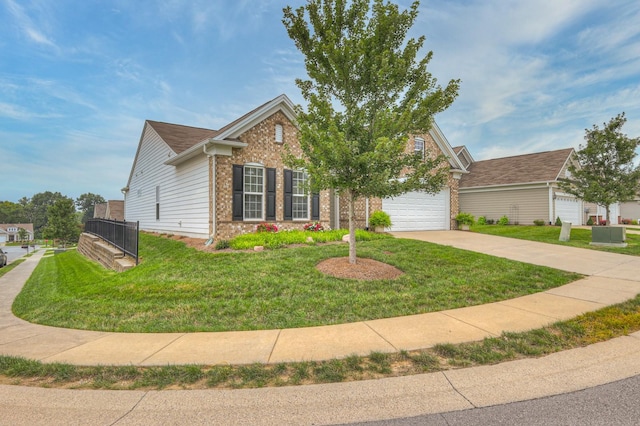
[
  {"left": 244, "top": 164, "right": 265, "bottom": 221},
  {"left": 415, "top": 137, "right": 425, "bottom": 159},
  {"left": 275, "top": 124, "right": 284, "bottom": 143},
  {"left": 292, "top": 170, "right": 310, "bottom": 221}
]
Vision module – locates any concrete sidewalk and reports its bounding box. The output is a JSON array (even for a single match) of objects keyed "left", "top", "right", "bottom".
[{"left": 1, "top": 231, "right": 640, "bottom": 367}]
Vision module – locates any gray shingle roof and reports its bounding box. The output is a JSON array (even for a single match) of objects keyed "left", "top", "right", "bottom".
[{"left": 460, "top": 148, "right": 574, "bottom": 188}]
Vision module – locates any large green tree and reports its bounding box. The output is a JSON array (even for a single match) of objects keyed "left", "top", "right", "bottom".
[
  {"left": 283, "top": 0, "right": 459, "bottom": 263},
  {"left": 560, "top": 113, "right": 640, "bottom": 225},
  {"left": 21, "top": 191, "right": 68, "bottom": 238},
  {"left": 76, "top": 192, "right": 106, "bottom": 224},
  {"left": 42, "top": 198, "right": 80, "bottom": 246},
  {"left": 0, "top": 201, "right": 26, "bottom": 223}
]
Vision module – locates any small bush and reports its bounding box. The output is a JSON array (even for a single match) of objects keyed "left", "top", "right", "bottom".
[
  {"left": 486, "top": 219, "right": 495, "bottom": 225},
  {"left": 632, "top": 220, "right": 639, "bottom": 226},
  {"left": 455, "top": 212, "right": 475, "bottom": 226},
  {"left": 622, "top": 218, "right": 632, "bottom": 225},
  {"left": 256, "top": 223, "right": 278, "bottom": 233},
  {"left": 555, "top": 216, "right": 562, "bottom": 226},
  {"left": 533, "top": 219, "right": 545, "bottom": 226},
  {"left": 586, "top": 217, "right": 594, "bottom": 226},
  {"left": 215, "top": 240, "right": 230, "bottom": 250},
  {"left": 497, "top": 215, "right": 509, "bottom": 226},
  {"left": 477, "top": 216, "right": 487, "bottom": 225},
  {"left": 369, "top": 210, "right": 392, "bottom": 228},
  {"left": 599, "top": 219, "right": 607, "bottom": 226}
]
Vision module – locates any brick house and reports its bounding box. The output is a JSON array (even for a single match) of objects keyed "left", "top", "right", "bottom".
[{"left": 123, "top": 94, "right": 466, "bottom": 241}]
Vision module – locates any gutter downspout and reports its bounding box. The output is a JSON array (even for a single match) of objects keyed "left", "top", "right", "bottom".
[
  {"left": 365, "top": 198, "right": 369, "bottom": 229},
  {"left": 547, "top": 182, "right": 554, "bottom": 225}
]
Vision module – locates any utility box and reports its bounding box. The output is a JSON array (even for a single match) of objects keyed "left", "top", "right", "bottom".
[
  {"left": 559, "top": 222, "right": 572, "bottom": 242},
  {"left": 591, "top": 226, "right": 626, "bottom": 244}
]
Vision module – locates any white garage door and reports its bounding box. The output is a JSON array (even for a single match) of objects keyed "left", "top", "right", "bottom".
[
  {"left": 555, "top": 196, "right": 582, "bottom": 225},
  {"left": 382, "top": 189, "right": 450, "bottom": 231}
]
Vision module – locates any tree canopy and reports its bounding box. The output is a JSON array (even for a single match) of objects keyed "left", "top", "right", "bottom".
[
  {"left": 76, "top": 192, "right": 106, "bottom": 223},
  {"left": 42, "top": 198, "right": 81, "bottom": 246},
  {"left": 560, "top": 113, "right": 640, "bottom": 224},
  {"left": 283, "top": 0, "right": 459, "bottom": 263}
]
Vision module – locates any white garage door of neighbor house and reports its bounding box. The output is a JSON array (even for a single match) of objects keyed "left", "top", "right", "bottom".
[
  {"left": 555, "top": 196, "right": 582, "bottom": 225},
  {"left": 382, "top": 189, "right": 450, "bottom": 231}
]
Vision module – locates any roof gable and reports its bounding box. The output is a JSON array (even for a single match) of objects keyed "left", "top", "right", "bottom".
[{"left": 460, "top": 148, "right": 575, "bottom": 188}]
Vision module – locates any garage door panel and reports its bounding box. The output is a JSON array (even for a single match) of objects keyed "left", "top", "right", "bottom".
[
  {"left": 382, "top": 190, "right": 449, "bottom": 231},
  {"left": 556, "top": 197, "right": 582, "bottom": 225}
]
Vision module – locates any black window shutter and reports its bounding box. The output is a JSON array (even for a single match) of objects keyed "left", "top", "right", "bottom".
[
  {"left": 284, "top": 169, "right": 293, "bottom": 221},
  {"left": 266, "top": 168, "right": 276, "bottom": 221},
  {"left": 311, "top": 192, "right": 320, "bottom": 220},
  {"left": 232, "top": 165, "right": 243, "bottom": 221}
]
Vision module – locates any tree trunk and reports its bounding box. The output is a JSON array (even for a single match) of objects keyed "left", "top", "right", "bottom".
[
  {"left": 348, "top": 190, "right": 357, "bottom": 265},
  {"left": 605, "top": 205, "right": 611, "bottom": 226}
]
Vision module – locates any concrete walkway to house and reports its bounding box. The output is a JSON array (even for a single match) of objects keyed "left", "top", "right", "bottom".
[
  {"left": 2, "top": 231, "right": 640, "bottom": 367},
  {"left": 3, "top": 232, "right": 640, "bottom": 424}
]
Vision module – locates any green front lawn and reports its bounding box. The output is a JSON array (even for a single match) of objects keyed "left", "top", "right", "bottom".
[
  {"left": 12, "top": 233, "right": 580, "bottom": 333},
  {"left": 471, "top": 225, "right": 640, "bottom": 256}
]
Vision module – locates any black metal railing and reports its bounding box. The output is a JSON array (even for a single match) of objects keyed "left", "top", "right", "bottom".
[{"left": 85, "top": 219, "right": 139, "bottom": 265}]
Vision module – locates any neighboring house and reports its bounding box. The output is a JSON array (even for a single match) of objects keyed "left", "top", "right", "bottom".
[
  {"left": 0, "top": 223, "right": 34, "bottom": 244},
  {"left": 93, "top": 200, "right": 125, "bottom": 221},
  {"left": 123, "top": 94, "right": 466, "bottom": 240},
  {"left": 620, "top": 198, "right": 640, "bottom": 223},
  {"left": 584, "top": 202, "right": 621, "bottom": 225},
  {"left": 458, "top": 148, "right": 584, "bottom": 225}
]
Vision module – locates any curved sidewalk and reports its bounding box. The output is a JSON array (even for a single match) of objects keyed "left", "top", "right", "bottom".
[{"left": 1, "top": 232, "right": 640, "bottom": 367}]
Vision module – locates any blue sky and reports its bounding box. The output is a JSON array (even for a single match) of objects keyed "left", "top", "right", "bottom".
[{"left": 1, "top": 0, "right": 639, "bottom": 203}]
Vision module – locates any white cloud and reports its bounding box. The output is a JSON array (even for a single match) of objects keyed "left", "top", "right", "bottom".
[{"left": 3, "top": 0, "right": 58, "bottom": 50}]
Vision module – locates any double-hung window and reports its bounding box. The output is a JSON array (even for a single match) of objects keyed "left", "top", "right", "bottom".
[
  {"left": 292, "top": 170, "right": 309, "bottom": 220},
  {"left": 415, "top": 137, "right": 425, "bottom": 159},
  {"left": 244, "top": 165, "right": 264, "bottom": 220}
]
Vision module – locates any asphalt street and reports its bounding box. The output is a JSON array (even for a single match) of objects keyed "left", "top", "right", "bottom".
[{"left": 348, "top": 375, "right": 640, "bottom": 426}]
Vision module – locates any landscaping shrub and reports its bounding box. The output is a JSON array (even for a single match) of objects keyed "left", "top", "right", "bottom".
[
  {"left": 555, "top": 216, "right": 562, "bottom": 226},
  {"left": 486, "top": 219, "right": 495, "bottom": 225},
  {"left": 369, "top": 210, "right": 392, "bottom": 229},
  {"left": 477, "top": 216, "right": 487, "bottom": 226},
  {"left": 633, "top": 220, "right": 639, "bottom": 226},
  {"left": 586, "top": 217, "right": 594, "bottom": 226},
  {"left": 215, "top": 240, "right": 230, "bottom": 250},
  {"left": 497, "top": 215, "right": 509, "bottom": 226},
  {"left": 256, "top": 223, "right": 278, "bottom": 233},
  {"left": 533, "top": 219, "right": 545, "bottom": 226},
  {"left": 303, "top": 222, "right": 325, "bottom": 232},
  {"left": 455, "top": 212, "right": 475, "bottom": 226}
]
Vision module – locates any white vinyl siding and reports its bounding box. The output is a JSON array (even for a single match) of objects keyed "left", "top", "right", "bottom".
[
  {"left": 125, "top": 126, "right": 210, "bottom": 238},
  {"left": 244, "top": 166, "right": 264, "bottom": 220},
  {"left": 382, "top": 189, "right": 450, "bottom": 231},
  {"left": 460, "top": 187, "right": 548, "bottom": 225},
  {"left": 292, "top": 170, "right": 309, "bottom": 220}
]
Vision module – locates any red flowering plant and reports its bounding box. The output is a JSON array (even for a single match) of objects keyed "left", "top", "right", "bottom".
[
  {"left": 303, "top": 221, "right": 324, "bottom": 232},
  {"left": 256, "top": 222, "right": 278, "bottom": 233}
]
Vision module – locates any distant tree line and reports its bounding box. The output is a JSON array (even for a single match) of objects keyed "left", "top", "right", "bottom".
[{"left": 0, "top": 192, "right": 105, "bottom": 243}]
